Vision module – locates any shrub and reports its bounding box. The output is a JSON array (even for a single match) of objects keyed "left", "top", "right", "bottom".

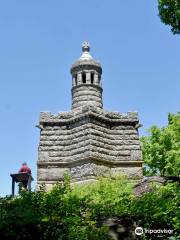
[{"left": 0, "top": 176, "right": 179, "bottom": 239}]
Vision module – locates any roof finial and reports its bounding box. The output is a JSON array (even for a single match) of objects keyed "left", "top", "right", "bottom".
[{"left": 82, "top": 41, "right": 90, "bottom": 52}]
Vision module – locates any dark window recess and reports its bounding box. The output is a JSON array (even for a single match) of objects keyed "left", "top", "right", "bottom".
[
  {"left": 82, "top": 73, "right": 86, "bottom": 83},
  {"left": 98, "top": 75, "right": 101, "bottom": 84},
  {"left": 75, "top": 74, "right": 77, "bottom": 85},
  {"left": 91, "top": 72, "right": 94, "bottom": 84}
]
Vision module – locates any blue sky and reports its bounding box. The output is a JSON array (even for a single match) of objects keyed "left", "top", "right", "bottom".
[{"left": 0, "top": 1, "right": 179, "bottom": 196}]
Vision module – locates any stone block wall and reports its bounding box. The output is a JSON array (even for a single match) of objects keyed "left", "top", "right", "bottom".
[
  {"left": 37, "top": 106, "right": 143, "bottom": 189},
  {"left": 72, "top": 84, "right": 103, "bottom": 109}
]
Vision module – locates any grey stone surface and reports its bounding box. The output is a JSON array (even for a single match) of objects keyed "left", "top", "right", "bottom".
[
  {"left": 37, "top": 42, "right": 143, "bottom": 188},
  {"left": 133, "top": 176, "right": 165, "bottom": 196}
]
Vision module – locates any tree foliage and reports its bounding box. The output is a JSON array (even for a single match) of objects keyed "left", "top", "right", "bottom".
[
  {"left": 0, "top": 176, "right": 179, "bottom": 240},
  {"left": 0, "top": 176, "right": 131, "bottom": 240},
  {"left": 158, "top": 0, "right": 180, "bottom": 34},
  {"left": 141, "top": 112, "right": 180, "bottom": 176},
  {"left": 131, "top": 182, "right": 180, "bottom": 239}
]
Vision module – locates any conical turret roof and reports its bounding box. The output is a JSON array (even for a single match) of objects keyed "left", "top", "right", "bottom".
[{"left": 71, "top": 42, "right": 102, "bottom": 74}]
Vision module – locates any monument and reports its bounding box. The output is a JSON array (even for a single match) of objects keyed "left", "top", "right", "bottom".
[{"left": 37, "top": 42, "right": 143, "bottom": 189}]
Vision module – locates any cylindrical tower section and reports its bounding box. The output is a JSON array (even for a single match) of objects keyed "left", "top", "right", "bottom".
[{"left": 71, "top": 42, "right": 103, "bottom": 110}]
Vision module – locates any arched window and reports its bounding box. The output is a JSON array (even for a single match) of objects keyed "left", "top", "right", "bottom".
[
  {"left": 82, "top": 72, "right": 86, "bottom": 84},
  {"left": 91, "top": 72, "right": 94, "bottom": 84}
]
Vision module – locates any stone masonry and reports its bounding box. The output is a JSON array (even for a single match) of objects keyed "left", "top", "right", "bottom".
[{"left": 37, "top": 42, "right": 143, "bottom": 189}]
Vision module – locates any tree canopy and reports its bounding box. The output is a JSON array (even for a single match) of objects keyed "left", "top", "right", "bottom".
[
  {"left": 141, "top": 112, "right": 180, "bottom": 176},
  {"left": 158, "top": 0, "right": 180, "bottom": 34},
  {"left": 0, "top": 177, "right": 179, "bottom": 239}
]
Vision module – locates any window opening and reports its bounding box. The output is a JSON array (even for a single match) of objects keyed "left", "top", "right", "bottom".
[{"left": 82, "top": 72, "right": 86, "bottom": 84}]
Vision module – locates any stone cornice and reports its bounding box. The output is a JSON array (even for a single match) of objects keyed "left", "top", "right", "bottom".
[
  {"left": 37, "top": 156, "right": 143, "bottom": 168},
  {"left": 39, "top": 111, "right": 139, "bottom": 126},
  {"left": 71, "top": 61, "right": 102, "bottom": 74},
  {"left": 39, "top": 105, "right": 139, "bottom": 126},
  {"left": 71, "top": 84, "right": 103, "bottom": 92}
]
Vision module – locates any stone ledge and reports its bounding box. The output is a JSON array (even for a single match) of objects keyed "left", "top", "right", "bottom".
[
  {"left": 72, "top": 84, "right": 103, "bottom": 92},
  {"left": 133, "top": 176, "right": 166, "bottom": 197},
  {"left": 71, "top": 62, "right": 102, "bottom": 74},
  {"left": 39, "top": 110, "right": 139, "bottom": 126},
  {"left": 37, "top": 156, "right": 143, "bottom": 167}
]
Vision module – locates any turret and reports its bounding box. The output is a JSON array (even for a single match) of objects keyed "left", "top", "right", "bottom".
[{"left": 71, "top": 42, "right": 103, "bottom": 110}]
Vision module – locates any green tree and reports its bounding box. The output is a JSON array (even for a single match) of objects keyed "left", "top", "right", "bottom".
[
  {"left": 0, "top": 178, "right": 179, "bottom": 239},
  {"left": 158, "top": 0, "right": 180, "bottom": 34},
  {"left": 141, "top": 112, "right": 180, "bottom": 176}
]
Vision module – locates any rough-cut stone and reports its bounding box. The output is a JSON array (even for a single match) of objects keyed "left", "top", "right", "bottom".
[
  {"left": 133, "top": 176, "right": 165, "bottom": 197},
  {"left": 37, "top": 42, "right": 143, "bottom": 189}
]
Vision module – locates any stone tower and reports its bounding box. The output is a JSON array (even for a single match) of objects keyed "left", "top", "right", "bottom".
[{"left": 37, "top": 42, "right": 143, "bottom": 189}]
